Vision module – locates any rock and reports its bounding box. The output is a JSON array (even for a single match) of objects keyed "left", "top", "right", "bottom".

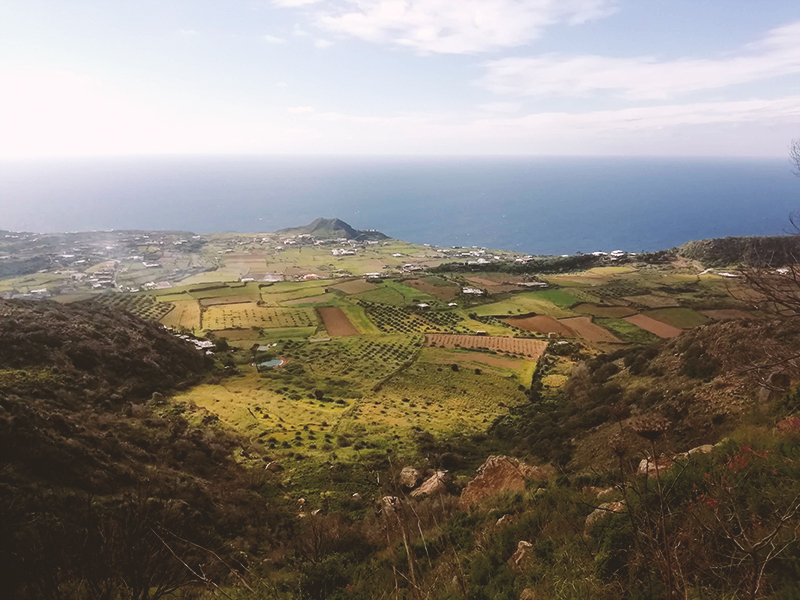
[
  {"left": 460, "top": 456, "right": 551, "bottom": 509},
  {"left": 637, "top": 456, "right": 673, "bottom": 477},
  {"left": 311, "top": 508, "right": 322, "bottom": 516},
  {"left": 495, "top": 514, "right": 514, "bottom": 528},
  {"left": 265, "top": 461, "right": 284, "bottom": 472},
  {"left": 584, "top": 501, "right": 626, "bottom": 537},
  {"left": 508, "top": 541, "right": 533, "bottom": 570},
  {"left": 351, "top": 493, "right": 362, "bottom": 502},
  {"left": 411, "top": 471, "right": 449, "bottom": 497},
  {"left": 582, "top": 486, "right": 614, "bottom": 498},
  {"left": 759, "top": 372, "right": 791, "bottom": 404},
  {"left": 381, "top": 495, "right": 402, "bottom": 516},
  {"left": 400, "top": 466, "right": 422, "bottom": 488},
  {"left": 520, "top": 589, "right": 537, "bottom": 600},
  {"left": 688, "top": 444, "right": 713, "bottom": 456},
  {"left": 776, "top": 416, "right": 800, "bottom": 436}
]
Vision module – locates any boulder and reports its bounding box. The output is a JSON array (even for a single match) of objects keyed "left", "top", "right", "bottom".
[
  {"left": 265, "top": 461, "right": 284, "bottom": 472},
  {"left": 759, "top": 372, "right": 791, "bottom": 404},
  {"left": 584, "top": 501, "right": 626, "bottom": 537},
  {"left": 508, "top": 541, "right": 533, "bottom": 570},
  {"left": 400, "top": 467, "right": 422, "bottom": 488},
  {"left": 495, "top": 514, "right": 514, "bottom": 528},
  {"left": 688, "top": 444, "right": 714, "bottom": 456},
  {"left": 411, "top": 471, "right": 449, "bottom": 498},
  {"left": 460, "top": 456, "right": 550, "bottom": 509},
  {"left": 582, "top": 486, "right": 614, "bottom": 498},
  {"left": 381, "top": 495, "right": 402, "bottom": 516},
  {"left": 351, "top": 493, "right": 362, "bottom": 502},
  {"left": 637, "top": 456, "right": 673, "bottom": 477}
]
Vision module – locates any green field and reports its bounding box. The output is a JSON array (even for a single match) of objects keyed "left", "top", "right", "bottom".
[
  {"left": 595, "top": 317, "right": 661, "bottom": 345},
  {"left": 352, "top": 280, "right": 435, "bottom": 307},
  {"left": 645, "top": 307, "right": 710, "bottom": 329},
  {"left": 470, "top": 292, "right": 574, "bottom": 318}
]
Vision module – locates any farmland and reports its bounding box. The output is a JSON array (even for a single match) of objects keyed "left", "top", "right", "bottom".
[
  {"left": 317, "top": 306, "right": 359, "bottom": 337},
  {"left": 424, "top": 334, "right": 548, "bottom": 359},
  {"left": 204, "top": 304, "right": 317, "bottom": 330}
]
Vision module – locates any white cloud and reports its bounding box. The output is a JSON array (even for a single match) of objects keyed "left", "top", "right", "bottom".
[
  {"left": 178, "top": 29, "right": 199, "bottom": 36},
  {"left": 314, "top": 38, "right": 333, "bottom": 48},
  {"left": 261, "top": 34, "right": 286, "bottom": 43},
  {"left": 273, "top": 0, "right": 322, "bottom": 6},
  {"left": 473, "top": 97, "right": 800, "bottom": 132},
  {"left": 477, "top": 102, "right": 522, "bottom": 113},
  {"left": 276, "top": 81, "right": 289, "bottom": 87},
  {"left": 293, "top": 23, "right": 309, "bottom": 36},
  {"left": 287, "top": 106, "right": 315, "bottom": 113},
  {"left": 275, "top": 0, "right": 616, "bottom": 54},
  {"left": 479, "top": 21, "right": 800, "bottom": 99}
]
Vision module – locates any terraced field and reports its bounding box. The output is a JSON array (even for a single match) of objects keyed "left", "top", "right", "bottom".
[{"left": 91, "top": 293, "right": 174, "bottom": 321}]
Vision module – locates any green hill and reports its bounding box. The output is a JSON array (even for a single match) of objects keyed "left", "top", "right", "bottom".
[{"left": 278, "top": 217, "right": 389, "bottom": 240}]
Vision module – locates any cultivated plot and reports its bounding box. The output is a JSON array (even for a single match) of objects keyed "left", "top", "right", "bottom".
[
  {"left": 204, "top": 304, "right": 316, "bottom": 330},
  {"left": 624, "top": 314, "right": 682, "bottom": 338},
  {"left": 424, "top": 334, "right": 548, "bottom": 359},
  {"left": 317, "top": 306, "right": 359, "bottom": 337},
  {"left": 560, "top": 316, "right": 623, "bottom": 343}
]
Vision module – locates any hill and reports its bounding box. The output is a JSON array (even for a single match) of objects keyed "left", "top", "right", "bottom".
[
  {"left": 0, "top": 300, "right": 293, "bottom": 598},
  {"left": 278, "top": 217, "right": 389, "bottom": 240},
  {"left": 677, "top": 234, "right": 800, "bottom": 267}
]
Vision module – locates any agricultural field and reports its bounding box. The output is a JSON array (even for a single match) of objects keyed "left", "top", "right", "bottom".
[
  {"left": 358, "top": 301, "right": 446, "bottom": 334},
  {"left": 406, "top": 276, "right": 461, "bottom": 300},
  {"left": 317, "top": 306, "right": 359, "bottom": 337},
  {"left": 351, "top": 280, "right": 436, "bottom": 307},
  {"left": 204, "top": 304, "right": 317, "bottom": 330},
  {"left": 160, "top": 299, "right": 201, "bottom": 330},
  {"left": 700, "top": 309, "right": 754, "bottom": 320},
  {"left": 424, "top": 334, "right": 548, "bottom": 359},
  {"left": 624, "top": 294, "right": 681, "bottom": 308},
  {"left": 330, "top": 279, "right": 377, "bottom": 294},
  {"left": 573, "top": 303, "right": 637, "bottom": 318},
  {"left": 559, "top": 316, "right": 623, "bottom": 344},
  {"left": 503, "top": 315, "right": 575, "bottom": 337},
  {"left": 470, "top": 292, "right": 574, "bottom": 318},
  {"left": 644, "top": 307, "right": 710, "bottom": 329},
  {"left": 594, "top": 317, "right": 661, "bottom": 345},
  {"left": 624, "top": 314, "right": 683, "bottom": 338},
  {"left": 90, "top": 293, "right": 174, "bottom": 321}
]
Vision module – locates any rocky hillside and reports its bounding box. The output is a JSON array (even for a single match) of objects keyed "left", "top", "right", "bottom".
[{"left": 677, "top": 235, "right": 800, "bottom": 267}]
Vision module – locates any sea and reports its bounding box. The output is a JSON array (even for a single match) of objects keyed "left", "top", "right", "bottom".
[{"left": 0, "top": 156, "right": 797, "bottom": 255}]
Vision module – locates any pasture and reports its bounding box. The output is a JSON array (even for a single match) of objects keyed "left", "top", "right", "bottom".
[
  {"left": 160, "top": 300, "right": 202, "bottom": 330},
  {"left": 644, "top": 307, "right": 709, "bottom": 329},
  {"left": 470, "top": 292, "right": 574, "bottom": 318}
]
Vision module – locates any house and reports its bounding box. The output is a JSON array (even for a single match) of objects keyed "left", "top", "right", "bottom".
[
  {"left": 416, "top": 303, "right": 430, "bottom": 309},
  {"left": 448, "top": 302, "right": 458, "bottom": 307},
  {"left": 462, "top": 288, "right": 484, "bottom": 295}
]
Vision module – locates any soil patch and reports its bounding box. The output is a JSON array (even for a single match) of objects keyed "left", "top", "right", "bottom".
[
  {"left": 560, "top": 317, "right": 623, "bottom": 343},
  {"left": 406, "top": 279, "right": 459, "bottom": 300},
  {"left": 623, "top": 314, "right": 682, "bottom": 338},
  {"left": 503, "top": 315, "right": 575, "bottom": 337},
  {"left": 425, "top": 351, "right": 524, "bottom": 370},
  {"left": 317, "top": 306, "right": 359, "bottom": 337}
]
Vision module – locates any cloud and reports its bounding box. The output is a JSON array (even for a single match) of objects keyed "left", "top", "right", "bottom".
[
  {"left": 276, "top": 81, "right": 288, "bottom": 88},
  {"left": 314, "top": 38, "right": 333, "bottom": 48},
  {"left": 287, "top": 106, "right": 315, "bottom": 113},
  {"left": 478, "top": 21, "right": 800, "bottom": 99},
  {"left": 293, "top": 23, "right": 309, "bottom": 36},
  {"left": 178, "top": 29, "right": 199, "bottom": 36},
  {"left": 261, "top": 34, "right": 286, "bottom": 43},
  {"left": 275, "top": 0, "right": 616, "bottom": 54},
  {"left": 273, "top": 0, "right": 322, "bottom": 6},
  {"left": 472, "top": 97, "right": 800, "bottom": 133},
  {"left": 477, "top": 102, "right": 522, "bottom": 113}
]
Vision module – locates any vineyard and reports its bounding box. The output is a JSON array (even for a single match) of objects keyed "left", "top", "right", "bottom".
[{"left": 90, "top": 293, "right": 174, "bottom": 321}]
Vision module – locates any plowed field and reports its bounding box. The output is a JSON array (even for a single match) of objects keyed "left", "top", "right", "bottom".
[
  {"left": 624, "top": 314, "right": 682, "bottom": 338},
  {"left": 560, "top": 317, "right": 623, "bottom": 343},
  {"left": 317, "top": 306, "right": 359, "bottom": 337},
  {"left": 424, "top": 334, "right": 547, "bottom": 359},
  {"left": 502, "top": 315, "right": 575, "bottom": 337},
  {"left": 699, "top": 309, "right": 753, "bottom": 320}
]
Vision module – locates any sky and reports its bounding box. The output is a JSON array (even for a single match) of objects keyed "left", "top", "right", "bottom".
[{"left": 0, "top": 0, "right": 798, "bottom": 158}]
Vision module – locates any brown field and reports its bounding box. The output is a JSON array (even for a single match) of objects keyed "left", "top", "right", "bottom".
[
  {"left": 560, "top": 317, "right": 623, "bottom": 343},
  {"left": 317, "top": 306, "right": 359, "bottom": 337},
  {"left": 160, "top": 300, "right": 201, "bottom": 330},
  {"left": 466, "top": 276, "right": 524, "bottom": 293},
  {"left": 700, "top": 309, "right": 753, "bottom": 320},
  {"left": 624, "top": 314, "right": 682, "bottom": 338},
  {"left": 283, "top": 294, "right": 335, "bottom": 305},
  {"left": 199, "top": 294, "right": 261, "bottom": 307},
  {"left": 406, "top": 279, "right": 460, "bottom": 300},
  {"left": 503, "top": 315, "right": 575, "bottom": 337},
  {"left": 331, "top": 279, "right": 378, "bottom": 294},
  {"left": 624, "top": 294, "right": 680, "bottom": 308},
  {"left": 573, "top": 303, "right": 637, "bottom": 318},
  {"left": 424, "top": 334, "right": 548, "bottom": 359}
]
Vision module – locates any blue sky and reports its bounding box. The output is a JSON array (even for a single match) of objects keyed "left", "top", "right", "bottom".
[{"left": 0, "top": 0, "right": 798, "bottom": 157}]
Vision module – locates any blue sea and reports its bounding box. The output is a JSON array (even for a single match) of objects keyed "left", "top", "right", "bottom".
[{"left": 0, "top": 156, "right": 797, "bottom": 255}]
